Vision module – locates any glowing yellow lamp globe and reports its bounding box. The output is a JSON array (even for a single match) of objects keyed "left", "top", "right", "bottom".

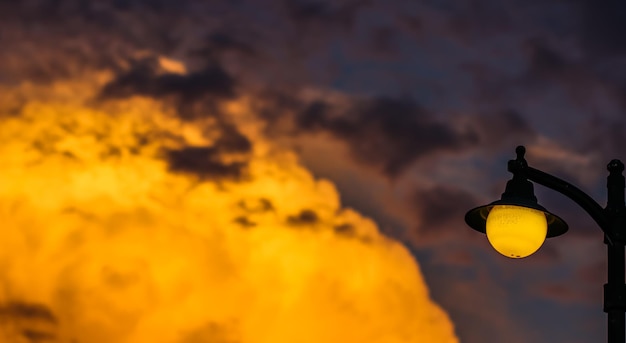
[{"left": 486, "top": 205, "right": 548, "bottom": 258}]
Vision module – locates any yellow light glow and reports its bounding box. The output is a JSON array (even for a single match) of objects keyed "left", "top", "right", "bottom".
[{"left": 486, "top": 205, "right": 547, "bottom": 258}]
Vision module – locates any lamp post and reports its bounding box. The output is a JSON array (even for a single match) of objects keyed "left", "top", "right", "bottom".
[{"left": 465, "top": 145, "right": 626, "bottom": 343}]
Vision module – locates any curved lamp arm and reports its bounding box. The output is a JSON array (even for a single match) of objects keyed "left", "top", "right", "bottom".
[
  {"left": 524, "top": 165, "right": 610, "bottom": 238},
  {"left": 477, "top": 146, "right": 626, "bottom": 343},
  {"left": 509, "top": 146, "right": 613, "bottom": 243}
]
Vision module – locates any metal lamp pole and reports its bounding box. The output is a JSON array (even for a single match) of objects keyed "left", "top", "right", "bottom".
[
  {"left": 605, "top": 160, "right": 625, "bottom": 343},
  {"left": 466, "top": 146, "right": 626, "bottom": 342}
]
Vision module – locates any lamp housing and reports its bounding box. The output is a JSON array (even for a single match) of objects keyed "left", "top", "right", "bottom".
[{"left": 465, "top": 174, "right": 568, "bottom": 256}]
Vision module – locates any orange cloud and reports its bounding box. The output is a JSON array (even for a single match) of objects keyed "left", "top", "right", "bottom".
[{"left": 0, "top": 77, "right": 458, "bottom": 342}]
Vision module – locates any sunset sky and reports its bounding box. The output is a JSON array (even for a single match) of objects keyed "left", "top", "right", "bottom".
[{"left": 1, "top": 1, "right": 625, "bottom": 342}]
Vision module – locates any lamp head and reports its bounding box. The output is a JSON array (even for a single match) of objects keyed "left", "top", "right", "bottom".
[{"left": 465, "top": 173, "right": 568, "bottom": 258}]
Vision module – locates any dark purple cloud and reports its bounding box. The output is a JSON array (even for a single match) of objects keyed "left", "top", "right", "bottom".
[
  {"left": 0, "top": 301, "right": 57, "bottom": 342},
  {"left": 285, "top": 0, "right": 367, "bottom": 29},
  {"left": 101, "top": 59, "right": 237, "bottom": 103},
  {"left": 471, "top": 109, "right": 536, "bottom": 148},
  {"left": 200, "top": 31, "right": 257, "bottom": 57},
  {"left": 165, "top": 146, "right": 248, "bottom": 180},
  {"left": 580, "top": 0, "right": 626, "bottom": 57},
  {"left": 287, "top": 209, "right": 320, "bottom": 226},
  {"left": 533, "top": 282, "right": 596, "bottom": 304},
  {"left": 295, "top": 97, "right": 477, "bottom": 177},
  {"left": 583, "top": 117, "right": 626, "bottom": 161},
  {"left": 0, "top": 302, "right": 56, "bottom": 323},
  {"left": 410, "top": 185, "right": 481, "bottom": 242}
]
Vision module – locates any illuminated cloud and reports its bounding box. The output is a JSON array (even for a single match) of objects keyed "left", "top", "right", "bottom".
[
  {"left": 0, "top": 78, "right": 458, "bottom": 342},
  {"left": 7, "top": 1, "right": 624, "bottom": 342}
]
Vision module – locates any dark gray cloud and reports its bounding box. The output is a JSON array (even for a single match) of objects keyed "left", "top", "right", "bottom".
[
  {"left": 368, "top": 26, "right": 397, "bottom": 55},
  {"left": 287, "top": 209, "right": 319, "bottom": 226},
  {"left": 533, "top": 281, "right": 594, "bottom": 304},
  {"left": 98, "top": 56, "right": 252, "bottom": 181},
  {"left": 410, "top": 185, "right": 481, "bottom": 242},
  {"left": 0, "top": 302, "right": 56, "bottom": 323},
  {"left": 444, "top": 0, "right": 515, "bottom": 41},
  {"left": 101, "top": 58, "right": 236, "bottom": 103},
  {"left": 98, "top": 55, "right": 251, "bottom": 181},
  {"left": 252, "top": 90, "right": 536, "bottom": 184},
  {"left": 470, "top": 109, "right": 536, "bottom": 148},
  {"left": 0, "top": 1, "right": 190, "bottom": 83},
  {"left": 21, "top": 329, "right": 55, "bottom": 342},
  {"left": 165, "top": 146, "right": 248, "bottom": 180},
  {"left": 580, "top": 0, "right": 626, "bottom": 56},
  {"left": 582, "top": 117, "right": 626, "bottom": 160},
  {"left": 333, "top": 223, "right": 357, "bottom": 237},
  {"left": 199, "top": 31, "right": 257, "bottom": 57},
  {"left": 0, "top": 301, "right": 57, "bottom": 342},
  {"left": 525, "top": 39, "right": 571, "bottom": 79},
  {"left": 284, "top": 0, "right": 369, "bottom": 30},
  {"left": 296, "top": 97, "right": 477, "bottom": 177},
  {"left": 233, "top": 216, "right": 257, "bottom": 229}
]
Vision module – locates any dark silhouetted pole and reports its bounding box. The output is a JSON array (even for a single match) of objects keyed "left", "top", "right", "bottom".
[
  {"left": 605, "top": 160, "right": 625, "bottom": 343},
  {"left": 465, "top": 147, "right": 626, "bottom": 342}
]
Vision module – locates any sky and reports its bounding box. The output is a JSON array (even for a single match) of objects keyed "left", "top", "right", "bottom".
[{"left": 1, "top": 0, "right": 625, "bottom": 342}]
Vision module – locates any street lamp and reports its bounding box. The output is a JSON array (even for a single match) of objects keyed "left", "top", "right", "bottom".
[{"left": 465, "top": 145, "right": 626, "bottom": 343}]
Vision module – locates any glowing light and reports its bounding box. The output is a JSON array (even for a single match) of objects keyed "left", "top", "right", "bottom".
[
  {"left": 486, "top": 205, "right": 548, "bottom": 258},
  {"left": 0, "top": 78, "right": 458, "bottom": 342},
  {"left": 158, "top": 56, "right": 188, "bottom": 75}
]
